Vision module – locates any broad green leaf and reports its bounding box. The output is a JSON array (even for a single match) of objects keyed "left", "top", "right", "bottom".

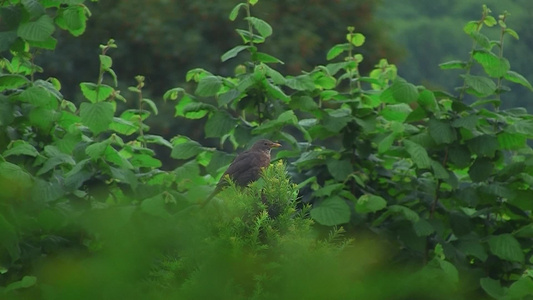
[
  {"left": 497, "top": 132, "right": 526, "bottom": 150},
  {"left": 451, "top": 115, "right": 478, "bottom": 130},
  {"left": 468, "top": 157, "right": 493, "bottom": 182},
  {"left": 218, "top": 89, "right": 241, "bottom": 106},
  {"left": 253, "top": 52, "right": 283, "bottom": 64},
  {"left": 29, "top": 107, "right": 58, "bottom": 131},
  {"left": 469, "top": 31, "right": 491, "bottom": 49},
  {"left": 0, "top": 162, "right": 33, "bottom": 200},
  {"left": 480, "top": 278, "right": 506, "bottom": 299},
  {"left": 80, "top": 102, "right": 115, "bottom": 135},
  {"left": 508, "top": 277, "right": 533, "bottom": 299},
  {"left": 99, "top": 55, "right": 112, "bottom": 70},
  {"left": 3, "top": 140, "right": 39, "bottom": 157},
  {"left": 417, "top": 89, "right": 438, "bottom": 112},
  {"left": 245, "top": 17, "right": 272, "bottom": 38},
  {"left": 467, "top": 135, "right": 498, "bottom": 157},
  {"left": 205, "top": 110, "right": 237, "bottom": 138},
  {"left": 355, "top": 194, "right": 387, "bottom": 213},
  {"left": 171, "top": 140, "right": 204, "bottom": 160},
  {"left": 488, "top": 234, "right": 525, "bottom": 263},
  {"left": 221, "top": 45, "right": 250, "bottom": 62},
  {"left": 448, "top": 146, "right": 471, "bottom": 168},
  {"left": 428, "top": 118, "right": 456, "bottom": 144},
  {"left": 463, "top": 21, "right": 478, "bottom": 35},
  {"left": 439, "top": 60, "right": 468, "bottom": 70},
  {"left": 286, "top": 74, "right": 315, "bottom": 91},
  {"left": 18, "top": 86, "right": 57, "bottom": 108},
  {"left": 504, "top": 71, "right": 533, "bottom": 91},
  {"left": 378, "top": 133, "right": 395, "bottom": 154},
  {"left": 347, "top": 32, "right": 365, "bottom": 46},
  {"left": 463, "top": 74, "right": 496, "bottom": 97},
  {"left": 310, "top": 196, "right": 351, "bottom": 226},
  {"left": 388, "top": 205, "right": 419, "bottom": 222},
  {"left": 472, "top": 50, "right": 510, "bottom": 78},
  {"left": 206, "top": 151, "right": 234, "bottom": 176},
  {"left": 413, "top": 218, "right": 434, "bottom": 237},
  {"left": 253, "top": 110, "right": 297, "bottom": 134},
  {"left": 0, "top": 74, "right": 30, "bottom": 91},
  {"left": 265, "top": 80, "right": 290, "bottom": 102},
  {"left": 80, "top": 82, "right": 114, "bottom": 103},
  {"left": 22, "top": 0, "right": 45, "bottom": 18},
  {"left": 326, "top": 159, "right": 353, "bottom": 181},
  {"left": 313, "top": 183, "right": 344, "bottom": 198},
  {"left": 391, "top": 78, "right": 418, "bottom": 104},
  {"left": 4, "top": 275, "right": 37, "bottom": 293},
  {"left": 130, "top": 153, "right": 162, "bottom": 168},
  {"left": 380, "top": 103, "right": 412, "bottom": 122},
  {"left": 110, "top": 117, "right": 138, "bottom": 135},
  {"left": 17, "top": 15, "right": 54, "bottom": 41},
  {"left": 457, "top": 240, "right": 488, "bottom": 261},
  {"left": 163, "top": 87, "right": 185, "bottom": 101},
  {"left": 85, "top": 141, "right": 109, "bottom": 160},
  {"left": 326, "top": 43, "right": 350, "bottom": 60},
  {"left": 403, "top": 139, "right": 431, "bottom": 169},
  {"left": 195, "top": 76, "right": 222, "bottom": 97},
  {"left": 141, "top": 194, "right": 170, "bottom": 219},
  {"left": 139, "top": 135, "right": 173, "bottom": 149},
  {"left": 430, "top": 159, "right": 449, "bottom": 179}
]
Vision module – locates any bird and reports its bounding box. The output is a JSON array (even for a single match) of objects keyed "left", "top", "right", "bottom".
[{"left": 201, "top": 139, "right": 281, "bottom": 207}]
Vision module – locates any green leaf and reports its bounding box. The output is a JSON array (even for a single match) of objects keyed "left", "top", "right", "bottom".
[
  {"left": 0, "top": 211, "right": 20, "bottom": 261},
  {"left": 85, "top": 141, "right": 109, "bottom": 160},
  {"left": 391, "top": 78, "right": 419, "bottom": 104},
  {"left": 253, "top": 52, "right": 283, "bottom": 64},
  {"left": 380, "top": 103, "right": 412, "bottom": 122},
  {"left": 4, "top": 275, "right": 37, "bottom": 293},
  {"left": 286, "top": 75, "right": 315, "bottom": 91},
  {"left": 326, "top": 159, "right": 353, "bottom": 181},
  {"left": 327, "top": 43, "right": 350, "bottom": 60},
  {"left": 439, "top": 60, "right": 468, "bottom": 70},
  {"left": 498, "top": 132, "right": 526, "bottom": 150},
  {"left": 310, "top": 196, "right": 351, "bottom": 226},
  {"left": 469, "top": 31, "right": 491, "bottom": 49},
  {"left": 388, "top": 205, "right": 419, "bottom": 222},
  {"left": 462, "top": 74, "right": 496, "bottom": 97},
  {"left": 205, "top": 111, "right": 237, "bottom": 138},
  {"left": 221, "top": 45, "right": 250, "bottom": 62},
  {"left": 468, "top": 157, "right": 493, "bottom": 182},
  {"left": 80, "top": 82, "right": 114, "bottom": 103},
  {"left": 253, "top": 110, "right": 297, "bottom": 134},
  {"left": 17, "top": 15, "right": 54, "bottom": 41},
  {"left": 428, "top": 118, "right": 456, "bottom": 144},
  {"left": 0, "top": 75, "right": 30, "bottom": 91},
  {"left": 457, "top": 240, "right": 488, "bottom": 261},
  {"left": 355, "top": 194, "right": 387, "bottom": 213},
  {"left": 141, "top": 194, "right": 170, "bottom": 219},
  {"left": 403, "top": 139, "right": 431, "bottom": 169},
  {"left": 195, "top": 76, "right": 222, "bottom": 97},
  {"left": 488, "top": 234, "right": 525, "bottom": 264},
  {"left": 430, "top": 159, "right": 449, "bottom": 179},
  {"left": 171, "top": 140, "right": 204, "bottom": 160},
  {"left": 480, "top": 277, "right": 506, "bottom": 299},
  {"left": 3, "top": 140, "right": 39, "bottom": 157},
  {"left": 413, "top": 218, "right": 434, "bottom": 237},
  {"left": 347, "top": 33, "right": 365, "bottom": 46},
  {"left": 245, "top": 16, "right": 272, "bottom": 38},
  {"left": 504, "top": 28, "right": 519, "bottom": 40},
  {"left": 467, "top": 135, "right": 498, "bottom": 157},
  {"left": 229, "top": 3, "right": 246, "bottom": 21},
  {"left": 264, "top": 80, "right": 290, "bottom": 102},
  {"left": 29, "top": 107, "right": 58, "bottom": 131},
  {"left": 80, "top": 102, "right": 115, "bottom": 135},
  {"left": 472, "top": 50, "right": 510, "bottom": 78},
  {"left": 448, "top": 146, "right": 472, "bottom": 168},
  {"left": 504, "top": 71, "right": 533, "bottom": 91},
  {"left": 130, "top": 153, "right": 162, "bottom": 168},
  {"left": 142, "top": 98, "right": 158, "bottom": 115},
  {"left": 508, "top": 277, "right": 533, "bottom": 299}
]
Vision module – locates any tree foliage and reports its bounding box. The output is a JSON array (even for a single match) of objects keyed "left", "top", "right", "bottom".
[{"left": 1, "top": 1, "right": 533, "bottom": 299}]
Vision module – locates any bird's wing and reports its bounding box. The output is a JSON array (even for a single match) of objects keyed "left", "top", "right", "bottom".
[{"left": 222, "top": 150, "right": 269, "bottom": 185}]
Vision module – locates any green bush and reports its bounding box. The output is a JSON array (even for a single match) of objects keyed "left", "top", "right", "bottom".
[{"left": 1, "top": 1, "right": 533, "bottom": 299}]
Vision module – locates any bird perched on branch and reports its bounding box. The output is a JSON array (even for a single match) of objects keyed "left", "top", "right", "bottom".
[{"left": 201, "top": 139, "right": 281, "bottom": 207}]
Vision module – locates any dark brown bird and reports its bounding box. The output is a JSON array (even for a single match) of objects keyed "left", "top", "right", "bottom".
[{"left": 201, "top": 139, "right": 281, "bottom": 207}]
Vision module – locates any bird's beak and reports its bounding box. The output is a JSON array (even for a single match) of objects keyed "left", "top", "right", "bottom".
[{"left": 271, "top": 142, "right": 281, "bottom": 148}]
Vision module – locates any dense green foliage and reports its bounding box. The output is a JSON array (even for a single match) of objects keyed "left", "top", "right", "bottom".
[{"left": 1, "top": 0, "right": 533, "bottom": 299}]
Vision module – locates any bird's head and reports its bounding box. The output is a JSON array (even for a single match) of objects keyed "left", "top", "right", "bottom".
[{"left": 251, "top": 139, "right": 281, "bottom": 152}]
